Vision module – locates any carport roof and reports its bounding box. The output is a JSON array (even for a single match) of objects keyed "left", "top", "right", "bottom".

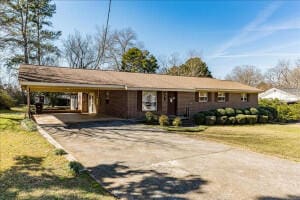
[{"left": 19, "top": 64, "right": 261, "bottom": 92}]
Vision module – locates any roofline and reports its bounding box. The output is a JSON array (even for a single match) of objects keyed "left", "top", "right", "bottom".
[
  {"left": 20, "top": 81, "right": 261, "bottom": 93},
  {"left": 19, "top": 81, "right": 126, "bottom": 89},
  {"left": 19, "top": 64, "right": 216, "bottom": 79},
  {"left": 195, "top": 88, "right": 261, "bottom": 93}
]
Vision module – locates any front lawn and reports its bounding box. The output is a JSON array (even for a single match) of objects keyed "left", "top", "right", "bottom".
[
  {"left": 193, "top": 124, "right": 300, "bottom": 162},
  {"left": 0, "top": 108, "right": 114, "bottom": 200}
]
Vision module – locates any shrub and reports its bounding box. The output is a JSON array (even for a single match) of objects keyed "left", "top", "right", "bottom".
[
  {"left": 69, "top": 161, "right": 84, "bottom": 175},
  {"left": 250, "top": 107, "right": 259, "bottom": 115},
  {"left": 193, "top": 112, "right": 206, "bottom": 125},
  {"left": 172, "top": 117, "right": 182, "bottom": 127},
  {"left": 258, "top": 115, "right": 268, "bottom": 123},
  {"left": 54, "top": 148, "right": 67, "bottom": 155},
  {"left": 21, "top": 118, "right": 37, "bottom": 132},
  {"left": 246, "top": 115, "right": 258, "bottom": 124},
  {"left": 225, "top": 107, "right": 235, "bottom": 116},
  {"left": 277, "top": 105, "right": 294, "bottom": 122},
  {"left": 235, "top": 109, "right": 243, "bottom": 115},
  {"left": 243, "top": 109, "right": 250, "bottom": 115},
  {"left": 205, "top": 116, "right": 216, "bottom": 125},
  {"left": 236, "top": 114, "right": 246, "bottom": 124},
  {"left": 216, "top": 108, "right": 226, "bottom": 116},
  {"left": 0, "top": 89, "right": 15, "bottom": 109},
  {"left": 227, "top": 116, "right": 236, "bottom": 125},
  {"left": 159, "top": 115, "right": 169, "bottom": 126},
  {"left": 257, "top": 107, "right": 268, "bottom": 115},
  {"left": 204, "top": 110, "right": 216, "bottom": 116},
  {"left": 217, "top": 116, "right": 227, "bottom": 125},
  {"left": 145, "top": 112, "right": 158, "bottom": 124}
]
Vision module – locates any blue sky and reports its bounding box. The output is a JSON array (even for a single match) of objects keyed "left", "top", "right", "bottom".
[{"left": 52, "top": 0, "right": 300, "bottom": 78}]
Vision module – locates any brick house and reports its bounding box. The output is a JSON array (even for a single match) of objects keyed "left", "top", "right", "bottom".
[{"left": 19, "top": 64, "right": 261, "bottom": 118}]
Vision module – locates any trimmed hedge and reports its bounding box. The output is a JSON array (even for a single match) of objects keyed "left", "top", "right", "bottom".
[
  {"left": 205, "top": 116, "right": 216, "bottom": 125},
  {"left": 246, "top": 115, "right": 258, "bottom": 124},
  {"left": 227, "top": 116, "right": 236, "bottom": 124},
  {"left": 236, "top": 114, "right": 246, "bottom": 124},
  {"left": 243, "top": 109, "right": 251, "bottom": 115},
  {"left": 172, "top": 117, "right": 182, "bottom": 127},
  {"left": 194, "top": 106, "right": 266, "bottom": 126},
  {"left": 145, "top": 112, "right": 158, "bottom": 124},
  {"left": 225, "top": 107, "right": 235, "bottom": 116},
  {"left": 258, "top": 115, "right": 268, "bottom": 123},
  {"left": 193, "top": 112, "right": 206, "bottom": 125},
  {"left": 216, "top": 108, "right": 226, "bottom": 116},
  {"left": 159, "top": 115, "right": 169, "bottom": 126},
  {"left": 217, "top": 116, "right": 227, "bottom": 125},
  {"left": 235, "top": 109, "right": 243, "bottom": 115},
  {"left": 250, "top": 107, "right": 259, "bottom": 115}
]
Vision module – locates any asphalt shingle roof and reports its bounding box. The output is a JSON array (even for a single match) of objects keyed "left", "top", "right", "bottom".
[{"left": 19, "top": 64, "right": 261, "bottom": 92}]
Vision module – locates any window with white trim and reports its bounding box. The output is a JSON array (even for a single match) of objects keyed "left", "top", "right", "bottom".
[
  {"left": 241, "top": 93, "right": 248, "bottom": 102},
  {"left": 217, "top": 92, "right": 226, "bottom": 102},
  {"left": 142, "top": 91, "right": 157, "bottom": 111},
  {"left": 199, "top": 91, "right": 208, "bottom": 102}
]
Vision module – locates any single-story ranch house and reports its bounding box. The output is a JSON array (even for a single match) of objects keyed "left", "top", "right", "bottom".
[{"left": 19, "top": 64, "right": 261, "bottom": 118}]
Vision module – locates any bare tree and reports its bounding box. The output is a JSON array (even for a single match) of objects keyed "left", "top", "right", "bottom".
[
  {"left": 264, "top": 60, "right": 292, "bottom": 88},
  {"left": 157, "top": 52, "right": 181, "bottom": 74},
  {"left": 289, "top": 60, "right": 300, "bottom": 88},
  {"left": 99, "top": 27, "right": 139, "bottom": 70},
  {"left": 63, "top": 31, "right": 97, "bottom": 69},
  {"left": 225, "top": 65, "right": 263, "bottom": 87}
]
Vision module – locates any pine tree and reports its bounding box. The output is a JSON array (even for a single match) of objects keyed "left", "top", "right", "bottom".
[{"left": 0, "top": 0, "right": 61, "bottom": 69}]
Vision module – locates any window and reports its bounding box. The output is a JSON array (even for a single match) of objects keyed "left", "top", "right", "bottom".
[
  {"left": 241, "top": 93, "right": 248, "bottom": 102},
  {"left": 217, "top": 92, "right": 226, "bottom": 102},
  {"left": 105, "top": 91, "right": 110, "bottom": 104},
  {"left": 199, "top": 91, "right": 208, "bottom": 102},
  {"left": 142, "top": 91, "right": 157, "bottom": 111}
]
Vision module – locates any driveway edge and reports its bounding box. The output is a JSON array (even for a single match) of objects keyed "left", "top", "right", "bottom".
[{"left": 36, "top": 125, "right": 119, "bottom": 199}]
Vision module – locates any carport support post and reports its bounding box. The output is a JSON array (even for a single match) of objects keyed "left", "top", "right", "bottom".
[{"left": 26, "top": 86, "right": 31, "bottom": 118}]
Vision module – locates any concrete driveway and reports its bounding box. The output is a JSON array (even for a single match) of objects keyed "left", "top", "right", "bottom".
[{"left": 41, "top": 121, "right": 300, "bottom": 200}]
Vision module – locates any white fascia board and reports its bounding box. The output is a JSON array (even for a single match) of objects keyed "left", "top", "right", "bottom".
[
  {"left": 20, "top": 81, "right": 126, "bottom": 89},
  {"left": 195, "top": 88, "right": 260, "bottom": 93},
  {"left": 126, "top": 87, "right": 195, "bottom": 92}
]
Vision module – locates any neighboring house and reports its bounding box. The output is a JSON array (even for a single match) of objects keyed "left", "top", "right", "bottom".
[
  {"left": 259, "top": 88, "right": 300, "bottom": 103},
  {"left": 19, "top": 64, "right": 261, "bottom": 118}
]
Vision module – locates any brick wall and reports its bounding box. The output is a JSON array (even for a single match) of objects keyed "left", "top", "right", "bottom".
[
  {"left": 177, "top": 92, "right": 258, "bottom": 117},
  {"left": 98, "top": 90, "right": 128, "bottom": 118},
  {"left": 96, "top": 90, "right": 258, "bottom": 119}
]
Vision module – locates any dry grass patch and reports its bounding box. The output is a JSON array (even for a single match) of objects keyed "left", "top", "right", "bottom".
[
  {"left": 0, "top": 108, "right": 114, "bottom": 200},
  {"left": 193, "top": 124, "right": 300, "bottom": 162}
]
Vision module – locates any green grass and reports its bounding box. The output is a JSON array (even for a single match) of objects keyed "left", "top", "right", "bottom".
[
  {"left": 0, "top": 107, "right": 114, "bottom": 200},
  {"left": 191, "top": 124, "right": 300, "bottom": 162}
]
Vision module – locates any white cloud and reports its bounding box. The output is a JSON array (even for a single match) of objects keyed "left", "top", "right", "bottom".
[
  {"left": 210, "top": 2, "right": 282, "bottom": 59},
  {"left": 213, "top": 52, "right": 300, "bottom": 58},
  {"left": 209, "top": 41, "right": 300, "bottom": 58}
]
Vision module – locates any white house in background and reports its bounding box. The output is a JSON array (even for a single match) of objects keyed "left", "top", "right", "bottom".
[{"left": 259, "top": 88, "right": 300, "bottom": 103}]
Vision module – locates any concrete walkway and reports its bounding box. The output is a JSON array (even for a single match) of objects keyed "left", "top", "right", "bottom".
[
  {"left": 34, "top": 113, "right": 122, "bottom": 125},
  {"left": 41, "top": 121, "right": 300, "bottom": 200}
]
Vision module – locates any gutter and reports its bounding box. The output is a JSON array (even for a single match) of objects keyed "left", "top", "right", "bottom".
[{"left": 20, "top": 81, "right": 261, "bottom": 93}]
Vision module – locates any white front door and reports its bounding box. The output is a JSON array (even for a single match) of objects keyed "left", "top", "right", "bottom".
[{"left": 88, "top": 93, "right": 95, "bottom": 114}]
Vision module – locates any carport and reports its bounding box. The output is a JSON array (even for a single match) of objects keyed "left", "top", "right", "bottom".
[{"left": 20, "top": 82, "right": 125, "bottom": 118}]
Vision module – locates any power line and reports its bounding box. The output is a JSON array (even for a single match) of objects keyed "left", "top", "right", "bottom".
[{"left": 98, "top": 0, "right": 112, "bottom": 69}]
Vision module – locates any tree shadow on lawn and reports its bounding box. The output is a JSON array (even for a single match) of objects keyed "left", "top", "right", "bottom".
[
  {"left": 0, "top": 155, "right": 111, "bottom": 200},
  {"left": 257, "top": 195, "right": 300, "bottom": 200},
  {"left": 89, "top": 162, "right": 209, "bottom": 200}
]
